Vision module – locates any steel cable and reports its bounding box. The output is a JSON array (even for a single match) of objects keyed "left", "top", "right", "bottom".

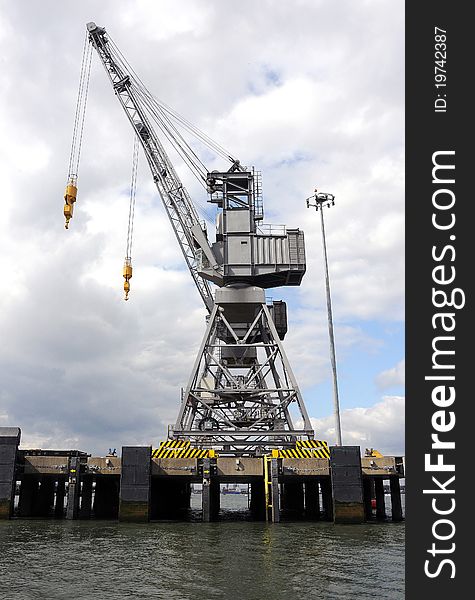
[
  {"left": 68, "top": 32, "right": 93, "bottom": 181},
  {"left": 125, "top": 134, "right": 139, "bottom": 260}
]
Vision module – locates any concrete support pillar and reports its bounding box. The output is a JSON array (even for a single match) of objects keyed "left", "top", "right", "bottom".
[
  {"left": 119, "top": 446, "right": 151, "bottom": 522},
  {"left": 389, "top": 477, "right": 403, "bottom": 522},
  {"left": 305, "top": 480, "right": 320, "bottom": 520},
  {"left": 66, "top": 456, "right": 81, "bottom": 520},
  {"left": 36, "top": 478, "right": 55, "bottom": 517},
  {"left": 202, "top": 458, "right": 211, "bottom": 522},
  {"left": 0, "top": 427, "right": 21, "bottom": 519},
  {"left": 202, "top": 458, "right": 219, "bottom": 522},
  {"left": 270, "top": 458, "right": 280, "bottom": 523},
  {"left": 281, "top": 482, "right": 305, "bottom": 518},
  {"left": 18, "top": 477, "right": 39, "bottom": 517},
  {"left": 374, "top": 478, "right": 386, "bottom": 520},
  {"left": 250, "top": 481, "right": 266, "bottom": 520},
  {"left": 362, "top": 477, "right": 373, "bottom": 521},
  {"left": 210, "top": 480, "right": 220, "bottom": 519},
  {"left": 94, "top": 477, "right": 120, "bottom": 519},
  {"left": 55, "top": 479, "right": 66, "bottom": 518},
  {"left": 320, "top": 477, "right": 333, "bottom": 521},
  {"left": 79, "top": 477, "right": 93, "bottom": 519},
  {"left": 330, "top": 446, "right": 364, "bottom": 524}
]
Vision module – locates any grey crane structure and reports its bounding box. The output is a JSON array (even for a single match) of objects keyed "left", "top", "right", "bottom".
[{"left": 87, "top": 22, "right": 314, "bottom": 455}]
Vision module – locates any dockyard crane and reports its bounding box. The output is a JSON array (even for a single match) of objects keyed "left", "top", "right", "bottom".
[{"left": 64, "top": 22, "right": 323, "bottom": 456}]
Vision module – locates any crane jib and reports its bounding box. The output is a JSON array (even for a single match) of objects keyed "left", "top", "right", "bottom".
[{"left": 86, "top": 21, "right": 215, "bottom": 313}]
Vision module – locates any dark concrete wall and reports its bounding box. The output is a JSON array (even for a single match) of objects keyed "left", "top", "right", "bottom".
[
  {"left": 330, "top": 446, "right": 365, "bottom": 524},
  {"left": 119, "top": 446, "right": 151, "bottom": 522},
  {"left": 0, "top": 427, "right": 21, "bottom": 519}
]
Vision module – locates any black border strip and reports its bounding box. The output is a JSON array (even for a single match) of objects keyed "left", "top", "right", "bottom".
[{"left": 406, "top": 2, "right": 470, "bottom": 595}]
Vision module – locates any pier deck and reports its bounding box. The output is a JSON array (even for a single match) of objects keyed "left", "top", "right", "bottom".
[{"left": 1, "top": 428, "right": 404, "bottom": 524}]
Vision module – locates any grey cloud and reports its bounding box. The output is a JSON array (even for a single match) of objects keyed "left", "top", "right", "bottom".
[{"left": 0, "top": 0, "right": 404, "bottom": 453}]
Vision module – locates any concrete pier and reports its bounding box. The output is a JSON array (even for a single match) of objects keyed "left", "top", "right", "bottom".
[
  {"left": 0, "top": 427, "right": 21, "bottom": 519},
  {"left": 119, "top": 446, "right": 151, "bottom": 522},
  {"left": 330, "top": 446, "right": 365, "bottom": 524},
  {"left": 3, "top": 438, "right": 404, "bottom": 524}
]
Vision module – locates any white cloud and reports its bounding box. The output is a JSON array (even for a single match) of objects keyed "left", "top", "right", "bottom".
[
  {"left": 376, "top": 359, "right": 405, "bottom": 390},
  {"left": 307, "top": 395, "right": 405, "bottom": 455},
  {"left": 284, "top": 306, "right": 383, "bottom": 388}
]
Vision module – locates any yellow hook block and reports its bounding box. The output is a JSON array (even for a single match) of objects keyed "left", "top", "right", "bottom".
[
  {"left": 64, "top": 183, "right": 77, "bottom": 229},
  {"left": 123, "top": 259, "right": 133, "bottom": 300}
]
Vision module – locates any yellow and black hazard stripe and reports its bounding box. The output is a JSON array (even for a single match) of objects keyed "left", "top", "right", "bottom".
[
  {"left": 160, "top": 440, "right": 191, "bottom": 450},
  {"left": 155, "top": 447, "right": 211, "bottom": 459},
  {"left": 296, "top": 439, "right": 329, "bottom": 451},
  {"left": 309, "top": 447, "right": 330, "bottom": 459},
  {"left": 273, "top": 442, "right": 330, "bottom": 459},
  {"left": 152, "top": 441, "right": 215, "bottom": 459}
]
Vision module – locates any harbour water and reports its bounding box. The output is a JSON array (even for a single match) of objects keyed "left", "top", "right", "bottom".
[{"left": 0, "top": 495, "right": 404, "bottom": 600}]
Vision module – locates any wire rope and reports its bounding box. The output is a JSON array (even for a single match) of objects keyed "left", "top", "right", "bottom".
[
  {"left": 125, "top": 134, "right": 139, "bottom": 259},
  {"left": 67, "top": 31, "right": 93, "bottom": 181},
  {"left": 107, "top": 36, "right": 237, "bottom": 166}
]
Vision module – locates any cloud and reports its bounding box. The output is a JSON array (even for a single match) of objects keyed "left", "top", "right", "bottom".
[
  {"left": 376, "top": 359, "right": 405, "bottom": 390},
  {"left": 284, "top": 306, "right": 384, "bottom": 389},
  {"left": 0, "top": 1, "right": 404, "bottom": 453},
  {"left": 306, "top": 395, "right": 405, "bottom": 455}
]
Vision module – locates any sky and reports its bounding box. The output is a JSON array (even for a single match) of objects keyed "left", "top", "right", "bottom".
[{"left": 0, "top": 0, "right": 404, "bottom": 455}]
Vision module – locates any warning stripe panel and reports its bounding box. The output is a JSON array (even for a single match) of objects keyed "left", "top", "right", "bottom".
[
  {"left": 277, "top": 447, "right": 330, "bottom": 459},
  {"left": 296, "top": 439, "right": 329, "bottom": 449},
  {"left": 159, "top": 440, "right": 191, "bottom": 449},
  {"left": 152, "top": 445, "right": 214, "bottom": 459}
]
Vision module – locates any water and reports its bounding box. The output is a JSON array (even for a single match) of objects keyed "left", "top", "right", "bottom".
[{"left": 0, "top": 496, "right": 405, "bottom": 600}]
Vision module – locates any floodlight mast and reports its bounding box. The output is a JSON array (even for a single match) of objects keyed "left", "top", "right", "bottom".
[
  {"left": 85, "top": 22, "right": 316, "bottom": 455},
  {"left": 306, "top": 191, "right": 343, "bottom": 446}
]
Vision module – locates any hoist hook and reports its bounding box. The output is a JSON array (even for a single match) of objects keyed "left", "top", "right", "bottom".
[
  {"left": 64, "top": 181, "right": 77, "bottom": 229},
  {"left": 123, "top": 258, "right": 133, "bottom": 301}
]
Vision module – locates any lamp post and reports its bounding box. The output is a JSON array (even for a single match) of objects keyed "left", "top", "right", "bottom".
[{"left": 306, "top": 190, "right": 343, "bottom": 446}]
